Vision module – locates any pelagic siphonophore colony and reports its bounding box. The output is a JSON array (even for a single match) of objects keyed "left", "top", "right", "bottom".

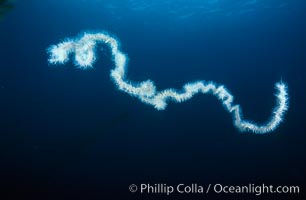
[{"left": 47, "top": 32, "right": 289, "bottom": 134}]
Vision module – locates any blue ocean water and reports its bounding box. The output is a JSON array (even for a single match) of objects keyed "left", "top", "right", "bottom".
[{"left": 0, "top": 0, "right": 305, "bottom": 199}]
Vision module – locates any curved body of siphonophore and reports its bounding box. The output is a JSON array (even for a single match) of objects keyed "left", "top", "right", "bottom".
[{"left": 47, "top": 32, "right": 289, "bottom": 134}]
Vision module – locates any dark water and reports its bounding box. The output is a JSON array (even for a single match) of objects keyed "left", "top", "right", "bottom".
[{"left": 0, "top": 0, "right": 305, "bottom": 199}]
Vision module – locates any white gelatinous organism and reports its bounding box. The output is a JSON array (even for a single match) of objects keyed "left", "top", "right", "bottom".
[{"left": 47, "top": 32, "right": 289, "bottom": 134}]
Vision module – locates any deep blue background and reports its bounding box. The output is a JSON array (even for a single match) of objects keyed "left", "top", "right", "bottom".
[{"left": 0, "top": 0, "right": 305, "bottom": 199}]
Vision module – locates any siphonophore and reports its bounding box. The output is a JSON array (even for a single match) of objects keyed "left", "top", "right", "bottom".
[{"left": 47, "top": 31, "right": 289, "bottom": 134}]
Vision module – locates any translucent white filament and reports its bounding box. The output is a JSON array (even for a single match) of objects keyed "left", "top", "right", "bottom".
[{"left": 47, "top": 32, "right": 289, "bottom": 134}]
